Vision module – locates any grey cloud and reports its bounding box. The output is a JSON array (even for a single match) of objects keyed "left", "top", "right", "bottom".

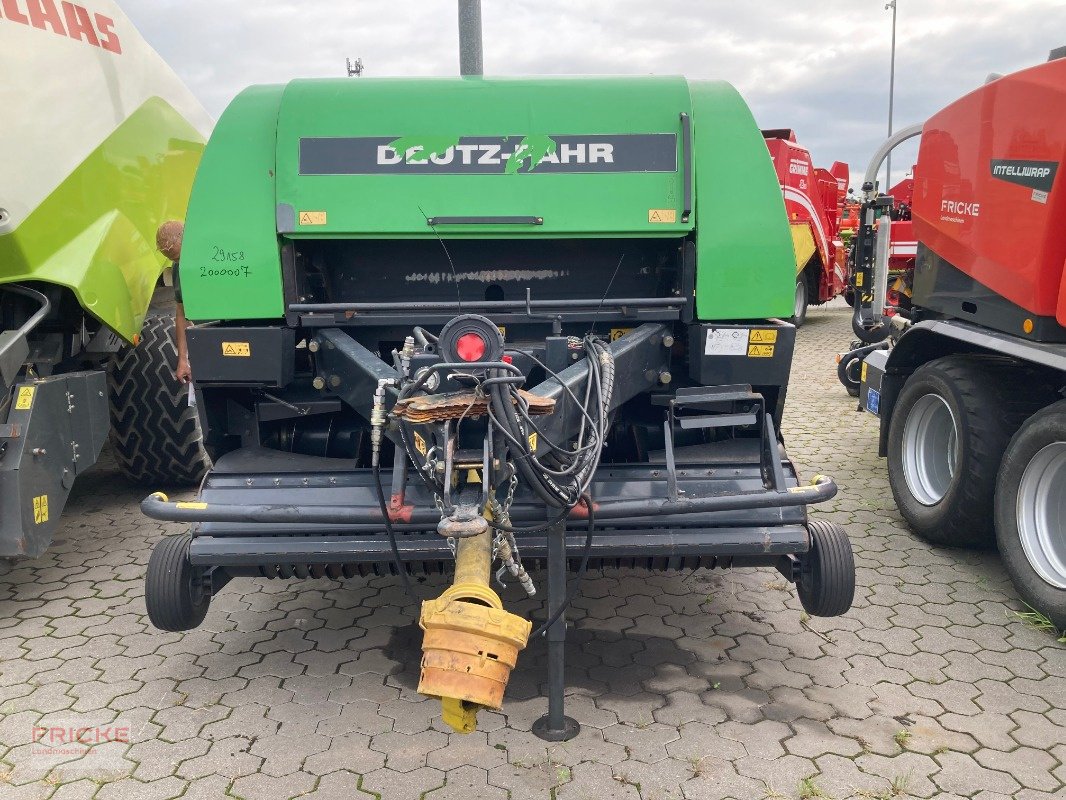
[{"left": 124, "top": 0, "right": 1064, "bottom": 188}]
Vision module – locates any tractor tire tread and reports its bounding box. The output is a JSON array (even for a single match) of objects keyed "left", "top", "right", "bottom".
[{"left": 107, "top": 315, "right": 209, "bottom": 485}]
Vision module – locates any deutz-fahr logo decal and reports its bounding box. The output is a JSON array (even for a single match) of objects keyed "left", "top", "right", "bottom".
[
  {"left": 299, "top": 134, "right": 677, "bottom": 175},
  {"left": 989, "top": 159, "right": 1058, "bottom": 192}
]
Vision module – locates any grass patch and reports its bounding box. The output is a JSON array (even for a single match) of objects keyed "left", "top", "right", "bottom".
[
  {"left": 1009, "top": 604, "right": 1066, "bottom": 642},
  {"left": 799, "top": 775, "right": 833, "bottom": 799},
  {"left": 893, "top": 729, "right": 912, "bottom": 749}
]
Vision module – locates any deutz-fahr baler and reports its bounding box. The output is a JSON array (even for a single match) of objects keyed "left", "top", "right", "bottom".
[{"left": 142, "top": 76, "right": 856, "bottom": 737}]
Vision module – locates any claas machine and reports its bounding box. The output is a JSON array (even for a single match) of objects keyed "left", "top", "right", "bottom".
[
  {"left": 141, "top": 75, "right": 856, "bottom": 739},
  {"left": 763, "top": 129, "right": 851, "bottom": 325},
  {"left": 0, "top": 1, "right": 210, "bottom": 559},
  {"left": 851, "top": 50, "right": 1066, "bottom": 629}
]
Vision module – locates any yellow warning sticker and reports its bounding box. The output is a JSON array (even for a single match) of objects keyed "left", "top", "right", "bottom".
[
  {"left": 413, "top": 432, "right": 427, "bottom": 456},
  {"left": 222, "top": 342, "right": 251, "bottom": 357},
  {"left": 176, "top": 501, "right": 209, "bottom": 510},
  {"left": 528, "top": 433, "right": 538, "bottom": 451},
  {"left": 648, "top": 209, "right": 677, "bottom": 224},
  {"left": 299, "top": 211, "right": 327, "bottom": 226},
  {"left": 748, "top": 329, "right": 778, "bottom": 344},
  {"left": 747, "top": 344, "right": 775, "bottom": 358},
  {"left": 32, "top": 494, "right": 48, "bottom": 524},
  {"left": 855, "top": 272, "right": 864, "bottom": 287},
  {"left": 610, "top": 328, "right": 633, "bottom": 342},
  {"left": 15, "top": 386, "right": 35, "bottom": 410}
]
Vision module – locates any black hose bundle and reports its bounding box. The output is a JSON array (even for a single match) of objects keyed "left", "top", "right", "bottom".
[{"left": 486, "top": 336, "right": 615, "bottom": 516}]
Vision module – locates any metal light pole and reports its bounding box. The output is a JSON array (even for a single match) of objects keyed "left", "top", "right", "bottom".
[
  {"left": 885, "top": 0, "right": 898, "bottom": 191},
  {"left": 458, "top": 0, "right": 484, "bottom": 76}
]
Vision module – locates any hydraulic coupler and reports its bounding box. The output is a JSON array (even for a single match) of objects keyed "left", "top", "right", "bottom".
[{"left": 418, "top": 519, "right": 531, "bottom": 734}]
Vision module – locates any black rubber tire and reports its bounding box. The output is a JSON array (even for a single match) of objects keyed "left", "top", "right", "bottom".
[
  {"left": 837, "top": 353, "right": 862, "bottom": 398},
  {"left": 790, "top": 277, "right": 809, "bottom": 327},
  {"left": 145, "top": 533, "right": 209, "bottom": 631},
  {"left": 887, "top": 356, "right": 1056, "bottom": 549},
  {"left": 797, "top": 519, "right": 855, "bottom": 617},
  {"left": 994, "top": 401, "right": 1066, "bottom": 631},
  {"left": 107, "top": 315, "right": 210, "bottom": 485}
]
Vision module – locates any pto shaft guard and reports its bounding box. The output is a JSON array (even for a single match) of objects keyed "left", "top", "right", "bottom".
[{"left": 417, "top": 522, "right": 531, "bottom": 733}]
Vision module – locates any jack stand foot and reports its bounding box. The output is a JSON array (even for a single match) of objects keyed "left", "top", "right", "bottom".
[
  {"left": 533, "top": 514, "right": 581, "bottom": 742},
  {"left": 533, "top": 714, "right": 580, "bottom": 742}
]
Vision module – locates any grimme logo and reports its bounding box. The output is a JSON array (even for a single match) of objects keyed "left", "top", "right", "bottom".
[{"left": 300, "top": 134, "right": 678, "bottom": 176}]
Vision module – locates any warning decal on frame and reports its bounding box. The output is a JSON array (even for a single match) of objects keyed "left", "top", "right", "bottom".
[
  {"left": 222, "top": 342, "right": 251, "bottom": 357},
  {"left": 15, "top": 386, "right": 34, "bottom": 410},
  {"left": 747, "top": 344, "right": 775, "bottom": 358},
  {"left": 33, "top": 495, "right": 48, "bottom": 524},
  {"left": 748, "top": 329, "right": 778, "bottom": 344},
  {"left": 413, "top": 432, "right": 427, "bottom": 456}
]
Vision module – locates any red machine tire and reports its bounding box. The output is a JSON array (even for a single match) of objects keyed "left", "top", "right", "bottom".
[
  {"left": 994, "top": 401, "right": 1066, "bottom": 631},
  {"left": 887, "top": 356, "right": 1055, "bottom": 548}
]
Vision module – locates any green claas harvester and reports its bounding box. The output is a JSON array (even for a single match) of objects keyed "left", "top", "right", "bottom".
[{"left": 141, "top": 75, "right": 856, "bottom": 739}]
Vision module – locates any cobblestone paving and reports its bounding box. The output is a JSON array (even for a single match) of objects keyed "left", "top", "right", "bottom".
[{"left": 1, "top": 301, "right": 1064, "bottom": 799}]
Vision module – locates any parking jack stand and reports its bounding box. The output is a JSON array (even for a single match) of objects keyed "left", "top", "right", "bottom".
[{"left": 533, "top": 517, "right": 580, "bottom": 741}]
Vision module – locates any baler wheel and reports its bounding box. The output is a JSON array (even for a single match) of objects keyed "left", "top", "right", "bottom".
[
  {"left": 107, "top": 315, "right": 210, "bottom": 485},
  {"left": 797, "top": 519, "right": 855, "bottom": 617},
  {"left": 837, "top": 353, "right": 862, "bottom": 398},
  {"left": 791, "top": 277, "right": 809, "bottom": 327},
  {"left": 994, "top": 401, "right": 1066, "bottom": 630},
  {"left": 146, "top": 533, "right": 210, "bottom": 632},
  {"left": 887, "top": 357, "right": 1057, "bottom": 549}
]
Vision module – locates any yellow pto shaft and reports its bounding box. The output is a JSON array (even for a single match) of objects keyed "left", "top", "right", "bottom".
[{"left": 418, "top": 511, "right": 532, "bottom": 734}]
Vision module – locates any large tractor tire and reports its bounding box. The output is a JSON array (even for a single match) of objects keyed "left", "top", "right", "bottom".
[
  {"left": 994, "top": 401, "right": 1066, "bottom": 631},
  {"left": 887, "top": 356, "right": 1055, "bottom": 549},
  {"left": 107, "top": 315, "right": 210, "bottom": 485}
]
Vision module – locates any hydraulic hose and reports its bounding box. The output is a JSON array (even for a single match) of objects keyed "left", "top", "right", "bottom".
[{"left": 373, "top": 464, "right": 412, "bottom": 591}]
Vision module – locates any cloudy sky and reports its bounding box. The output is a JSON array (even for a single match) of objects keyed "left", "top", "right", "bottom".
[{"left": 124, "top": 0, "right": 1064, "bottom": 189}]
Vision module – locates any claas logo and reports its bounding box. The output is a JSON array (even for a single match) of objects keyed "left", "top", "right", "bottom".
[{"left": 0, "top": 1, "right": 122, "bottom": 54}]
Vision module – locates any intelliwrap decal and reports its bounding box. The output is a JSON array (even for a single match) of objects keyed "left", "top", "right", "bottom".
[{"left": 989, "top": 159, "right": 1058, "bottom": 192}]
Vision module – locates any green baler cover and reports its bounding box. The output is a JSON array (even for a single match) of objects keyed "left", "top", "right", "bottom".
[{"left": 180, "top": 77, "right": 794, "bottom": 322}]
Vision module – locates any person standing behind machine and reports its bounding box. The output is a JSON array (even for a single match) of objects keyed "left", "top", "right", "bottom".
[{"left": 156, "top": 221, "right": 192, "bottom": 384}]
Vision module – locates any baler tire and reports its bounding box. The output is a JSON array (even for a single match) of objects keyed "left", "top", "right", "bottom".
[
  {"left": 886, "top": 356, "right": 1056, "bottom": 549},
  {"left": 797, "top": 519, "right": 855, "bottom": 617},
  {"left": 838, "top": 353, "right": 862, "bottom": 398},
  {"left": 791, "top": 277, "right": 809, "bottom": 327},
  {"left": 107, "top": 315, "right": 210, "bottom": 485},
  {"left": 145, "top": 533, "right": 209, "bottom": 632},
  {"left": 994, "top": 401, "right": 1066, "bottom": 631}
]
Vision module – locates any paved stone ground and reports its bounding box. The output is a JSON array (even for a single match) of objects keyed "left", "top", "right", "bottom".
[{"left": 1, "top": 300, "right": 1064, "bottom": 800}]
